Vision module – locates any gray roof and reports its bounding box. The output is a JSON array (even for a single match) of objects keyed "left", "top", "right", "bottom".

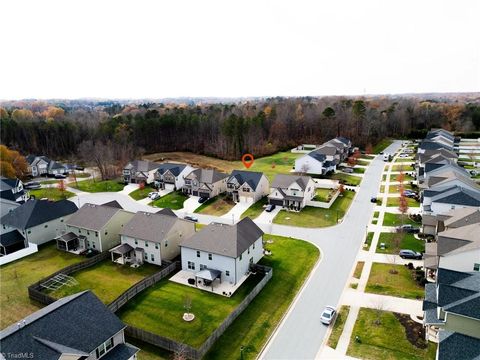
[
  {"left": 271, "top": 174, "right": 312, "bottom": 190},
  {"left": 124, "top": 160, "right": 160, "bottom": 172},
  {"left": 102, "top": 200, "right": 124, "bottom": 209},
  {"left": 307, "top": 150, "right": 326, "bottom": 163},
  {"left": 0, "top": 177, "right": 19, "bottom": 191},
  {"left": 0, "top": 291, "right": 131, "bottom": 359},
  {"left": 156, "top": 208, "right": 177, "bottom": 217},
  {"left": 1, "top": 199, "right": 78, "bottom": 229},
  {"left": 438, "top": 331, "right": 480, "bottom": 360},
  {"left": 444, "top": 208, "right": 480, "bottom": 228},
  {"left": 156, "top": 162, "right": 187, "bottom": 177},
  {"left": 67, "top": 203, "right": 125, "bottom": 231},
  {"left": 187, "top": 168, "right": 228, "bottom": 184},
  {"left": 228, "top": 170, "right": 266, "bottom": 191},
  {"left": 120, "top": 211, "right": 188, "bottom": 243},
  {"left": 110, "top": 243, "right": 134, "bottom": 255},
  {"left": 431, "top": 186, "right": 480, "bottom": 207},
  {"left": 0, "top": 230, "right": 25, "bottom": 248},
  {"left": 180, "top": 217, "right": 263, "bottom": 258},
  {"left": 101, "top": 343, "right": 139, "bottom": 360}
]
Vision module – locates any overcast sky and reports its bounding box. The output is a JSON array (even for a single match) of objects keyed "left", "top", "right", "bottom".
[{"left": 1, "top": 0, "right": 479, "bottom": 100}]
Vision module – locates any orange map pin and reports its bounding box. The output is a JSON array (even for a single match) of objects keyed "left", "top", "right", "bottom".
[{"left": 241, "top": 154, "right": 254, "bottom": 169}]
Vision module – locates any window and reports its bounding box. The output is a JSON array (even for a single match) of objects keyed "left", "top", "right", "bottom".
[
  {"left": 145, "top": 241, "right": 149, "bottom": 247},
  {"left": 95, "top": 231, "right": 98, "bottom": 237},
  {"left": 144, "top": 253, "right": 148, "bottom": 260},
  {"left": 239, "top": 254, "right": 242, "bottom": 261},
  {"left": 164, "top": 240, "right": 168, "bottom": 247},
  {"left": 250, "top": 257, "right": 253, "bottom": 264},
  {"left": 200, "top": 264, "right": 206, "bottom": 270},
  {"left": 44, "top": 224, "right": 48, "bottom": 228},
  {"left": 27, "top": 230, "right": 31, "bottom": 234},
  {"left": 2, "top": 225, "right": 5, "bottom": 230},
  {"left": 79, "top": 229, "right": 82, "bottom": 233},
  {"left": 155, "top": 243, "right": 159, "bottom": 249},
  {"left": 60, "top": 219, "right": 64, "bottom": 222},
  {"left": 208, "top": 253, "right": 212, "bottom": 260},
  {"left": 92, "top": 243, "right": 96, "bottom": 249},
  {"left": 188, "top": 261, "right": 195, "bottom": 270},
  {"left": 474, "top": 263, "right": 480, "bottom": 272},
  {"left": 151, "top": 254, "right": 155, "bottom": 261},
  {"left": 134, "top": 239, "right": 138, "bottom": 245},
  {"left": 87, "top": 231, "right": 90, "bottom": 235},
  {"left": 248, "top": 248, "right": 250, "bottom": 254},
  {"left": 104, "top": 230, "right": 108, "bottom": 235},
  {"left": 95, "top": 338, "right": 114, "bottom": 358},
  {"left": 225, "top": 270, "right": 230, "bottom": 276},
  {"left": 196, "top": 251, "right": 200, "bottom": 258},
  {"left": 253, "top": 242, "right": 255, "bottom": 249}
]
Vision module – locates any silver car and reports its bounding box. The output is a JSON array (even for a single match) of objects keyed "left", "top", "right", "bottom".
[{"left": 320, "top": 306, "right": 337, "bottom": 325}]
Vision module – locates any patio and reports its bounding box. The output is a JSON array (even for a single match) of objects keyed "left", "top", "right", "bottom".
[
  {"left": 170, "top": 269, "right": 251, "bottom": 297},
  {"left": 55, "top": 232, "right": 86, "bottom": 255},
  {"left": 109, "top": 243, "right": 144, "bottom": 267}
]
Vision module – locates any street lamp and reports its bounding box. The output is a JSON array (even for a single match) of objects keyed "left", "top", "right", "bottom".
[{"left": 240, "top": 345, "right": 245, "bottom": 360}]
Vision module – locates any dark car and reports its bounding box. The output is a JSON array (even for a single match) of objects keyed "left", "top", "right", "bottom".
[
  {"left": 265, "top": 204, "right": 276, "bottom": 212},
  {"left": 54, "top": 174, "right": 67, "bottom": 179},
  {"left": 184, "top": 215, "right": 198, "bottom": 222},
  {"left": 399, "top": 249, "right": 422, "bottom": 260},
  {"left": 398, "top": 224, "right": 420, "bottom": 234},
  {"left": 74, "top": 165, "right": 85, "bottom": 171},
  {"left": 24, "top": 181, "right": 41, "bottom": 190},
  {"left": 198, "top": 197, "right": 208, "bottom": 204},
  {"left": 370, "top": 197, "right": 377, "bottom": 203}
]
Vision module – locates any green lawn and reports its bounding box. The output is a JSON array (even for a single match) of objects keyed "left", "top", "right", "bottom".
[
  {"left": 353, "top": 261, "right": 365, "bottom": 279},
  {"left": 373, "top": 139, "right": 393, "bottom": 154},
  {"left": 386, "top": 197, "right": 420, "bottom": 207},
  {"left": 71, "top": 179, "right": 124, "bottom": 192},
  {"left": 330, "top": 173, "right": 362, "bottom": 186},
  {"left": 129, "top": 186, "right": 155, "bottom": 200},
  {"left": 128, "top": 338, "right": 169, "bottom": 360},
  {"left": 364, "top": 232, "right": 374, "bottom": 250},
  {"left": 273, "top": 191, "right": 354, "bottom": 227},
  {"left": 71, "top": 172, "right": 91, "bottom": 178},
  {"left": 347, "top": 308, "right": 437, "bottom": 360},
  {"left": 314, "top": 188, "right": 335, "bottom": 202},
  {"left": 388, "top": 184, "right": 414, "bottom": 193},
  {"left": 357, "top": 159, "right": 371, "bottom": 166},
  {"left": 29, "top": 188, "right": 75, "bottom": 200},
  {"left": 391, "top": 164, "right": 414, "bottom": 172},
  {"left": 50, "top": 260, "right": 159, "bottom": 304},
  {"left": 194, "top": 195, "right": 236, "bottom": 216},
  {"left": 365, "top": 263, "right": 425, "bottom": 300},
  {"left": 150, "top": 191, "right": 188, "bottom": 210},
  {"left": 240, "top": 151, "right": 300, "bottom": 182},
  {"left": 394, "top": 158, "right": 414, "bottom": 163},
  {"left": 391, "top": 174, "right": 414, "bottom": 182},
  {"left": 327, "top": 305, "right": 351, "bottom": 349},
  {"left": 241, "top": 197, "right": 268, "bottom": 219},
  {"left": 0, "top": 243, "right": 84, "bottom": 328},
  {"left": 353, "top": 167, "right": 366, "bottom": 174},
  {"left": 382, "top": 213, "right": 419, "bottom": 227},
  {"left": 382, "top": 174, "right": 388, "bottom": 181},
  {"left": 40, "top": 179, "right": 62, "bottom": 185},
  {"left": 376, "top": 232, "right": 425, "bottom": 254}
]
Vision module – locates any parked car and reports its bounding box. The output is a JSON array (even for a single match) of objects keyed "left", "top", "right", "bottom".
[
  {"left": 370, "top": 197, "right": 377, "bottom": 203},
  {"left": 149, "top": 192, "right": 160, "bottom": 200},
  {"left": 470, "top": 170, "right": 478, "bottom": 176},
  {"left": 399, "top": 249, "right": 423, "bottom": 260},
  {"left": 397, "top": 224, "right": 420, "bottom": 234},
  {"left": 399, "top": 154, "right": 410, "bottom": 158},
  {"left": 74, "top": 165, "right": 85, "bottom": 171},
  {"left": 198, "top": 197, "right": 208, "bottom": 204},
  {"left": 320, "top": 306, "right": 337, "bottom": 325},
  {"left": 343, "top": 167, "right": 354, "bottom": 173},
  {"left": 54, "top": 174, "right": 66, "bottom": 179},
  {"left": 24, "top": 181, "right": 41, "bottom": 189},
  {"left": 184, "top": 215, "right": 198, "bottom": 222},
  {"left": 265, "top": 204, "right": 276, "bottom": 212}
]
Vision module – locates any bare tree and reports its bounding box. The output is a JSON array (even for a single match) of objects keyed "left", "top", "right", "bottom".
[
  {"left": 78, "top": 140, "right": 114, "bottom": 181},
  {"left": 300, "top": 163, "right": 310, "bottom": 175},
  {"left": 372, "top": 299, "right": 385, "bottom": 326}
]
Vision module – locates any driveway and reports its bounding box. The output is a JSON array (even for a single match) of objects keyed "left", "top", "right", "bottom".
[
  {"left": 180, "top": 196, "right": 203, "bottom": 213},
  {"left": 255, "top": 206, "right": 281, "bottom": 225},
  {"left": 119, "top": 183, "right": 138, "bottom": 195},
  {"left": 221, "top": 201, "right": 251, "bottom": 222}
]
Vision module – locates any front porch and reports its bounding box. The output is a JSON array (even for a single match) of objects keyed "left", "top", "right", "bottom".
[{"left": 56, "top": 232, "right": 86, "bottom": 255}]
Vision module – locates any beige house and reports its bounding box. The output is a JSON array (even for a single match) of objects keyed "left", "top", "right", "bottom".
[
  {"left": 110, "top": 209, "right": 195, "bottom": 266},
  {"left": 60, "top": 203, "right": 134, "bottom": 253},
  {"left": 226, "top": 170, "right": 269, "bottom": 204},
  {"left": 268, "top": 174, "right": 315, "bottom": 211},
  {"left": 182, "top": 168, "right": 228, "bottom": 199}
]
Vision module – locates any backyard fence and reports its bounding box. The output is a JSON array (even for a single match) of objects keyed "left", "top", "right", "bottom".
[
  {"left": 108, "top": 261, "right": 180, "bottom": 312},
  {"left": 126, "top": 265, "right": 273, "bottom": 359},
  {"left": 28, "top": 251, "right": 110, "bottom": 305}
]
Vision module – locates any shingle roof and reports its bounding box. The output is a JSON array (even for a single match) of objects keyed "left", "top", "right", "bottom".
[
  {"left": 0, "top": 230, "right": 25, "bottom": 248},
  {"left": 432, "top": 187, "right": 480, "bottom": 207},
  {"left": 419, "top": 140, "right": 451, "bottom": 151},
  {"left": 0, "top": 177, "right": 19, "bottom": 191},
  {"left": 125, "top": 160, "right": 160, "bottom": 172},
  {"left": 101, "top": 343, "right": 139, "bottom": 360},
  {"left": 188, "top": 168, "right": 228, "bottom": 183},
  {"left": 228, "top": 170, "right": 265, "bottom": 191},
  {"left": 101, "top": 200, "right": 124, "bottom": 209},
  {"left": 271, "top": 174, "right": 312, "bottom": 190},
  {"left": 307, "top": 150, "right": 326, "bottom": 162},
  {"left": 156, "top": 163, "right": 187, "bottom": 177},
  {"left": 156, "top": 208, "right": 177, "bottom": 217},
  {"left": 443, "top": 208, "right": 480, "bottom": 228},
  {"left": 438, "top": 223, "right": 480, "bottom": 247},
  {"left": 438, "top": 331, "right": 480, "bottom": 360},
  {"left": 437, "top": 268, "right": 473, "bottom": 286},
  {"left": 0, "top": 291, "right": 128, "bottom": 358},
  {"left": 67, "top": 203, "right": 125, "bottom": 231},
  {"left": 180, "top": 217, "right": 263, "bottom": 258},
  {"left": 0, "top": 199, "right": 78, "bottom": 229}
]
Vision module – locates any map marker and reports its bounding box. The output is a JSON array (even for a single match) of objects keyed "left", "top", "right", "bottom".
[{"left": 241, "top": 153, "right": 254, "bottom": 169}]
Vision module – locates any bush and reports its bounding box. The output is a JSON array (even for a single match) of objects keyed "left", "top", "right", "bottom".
[{"left": 407, "top": 262, "right": 414, "bottom": 270}]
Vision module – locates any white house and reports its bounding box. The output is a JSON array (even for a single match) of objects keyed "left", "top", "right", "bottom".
[
  {"left": 26, "top": 155, "right": 50, "bottom": 177},
  {"left": 111, "top": 210, "right": 195, "bottom": 266},
  {"left": 179, "top": 217, "right": 264, "bottom": 286},
  {"left": 154, "top": 162, "right": 195, "bottom": 190},
  {"left": 0, "top": 199, "right": 78, "bottom": 245},
  {"left": 421, "top": 186, "right": 480, "bottom": 215},
  {"left": 226, "top": 170, "right": 270, "bottom": 204},
  {"left": 268, "top": 174, "right": 315, "bottom": 211},
  {"left": 294, "top": 147, "right": 337, "bottom": 175},
  {"left": 0, "top": 177, "right": 29, "bottom": 204},
  {"left": 123, "top": 160, "right": 160, "bottom": 184}
]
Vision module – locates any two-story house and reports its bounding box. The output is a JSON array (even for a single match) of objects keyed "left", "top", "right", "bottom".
[
  {"left": 26, "top": 155, "right": 51, "bottom": 177},
  {"left": 182, "top": 168, "right": 228, "bottom": 199},
  {"left": 110, "top": 210, "right": 195, "bottom": 266},
  {"left": 0, "top": 290, "right": 139, "bottom": 360},
  {"left": 154, "top": 162, "right": 195, "bottom": 191},
  {"left": 226, "top": 170, "right": 269, "bottom": 204},
  {"left": 294, "top": 146, "right": 338, "bottom": 175},
  {"left": 123, "top": 160, "right": 160, "bottom": 184},
  {"left": 0, "top": 177, "right": 29, "bottom": 205},
  {"left": 268, "top": 174, "right": 315, "bottom": 211},
  {"left": 60, "top": 203, "right": 134, "bottom": 253},
  {"left": 180, "top": 217, "right": 264, "bottom": 286},
  {"left": 421, "top": 186, "right": 480, "bottom": 215}
]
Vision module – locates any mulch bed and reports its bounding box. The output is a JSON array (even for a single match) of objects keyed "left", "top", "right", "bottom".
[{"left": 394, "top": 312, "right": 428, "bottom": 349}]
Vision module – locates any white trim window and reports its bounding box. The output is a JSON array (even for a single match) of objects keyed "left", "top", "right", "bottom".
[
  {"left": 188, "top": 261, "right": 195, "bottom": 270},
  {"left": 96, "top": 337, "right": 114, "bottom": 358}
]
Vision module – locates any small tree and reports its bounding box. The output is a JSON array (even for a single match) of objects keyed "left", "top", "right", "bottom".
[
  {"left": 271, "top": 161, "right": 276, "bottom": 169},
  {"left": 184, "top": 295, "right": 192, "bottom": 315},
  {"left": 347, "top": 156, "right": 356, "bottom": 167},
  {"left": 353, "top": 149, "right": 361, "bottom": 162},
  {"left": 373, "top": 300, "right": 385, "bottom": 326},
  {"left": 338, "top": 184, "right": 345, "bottom": 196},
  {"left": 398, "top": 187, "right": 409, "bottom": 226},
  {"left": 138, "top": 182, "right": 145, "bottom": 190},
  {"left": 300, "top": 163, "right": 310, "bottom": 175},
  {"left": 365, "top": 143, "right": 373, "bottom": 155},
  {"left": 57, "top": 180, "right": 66, "bottom": 198}
]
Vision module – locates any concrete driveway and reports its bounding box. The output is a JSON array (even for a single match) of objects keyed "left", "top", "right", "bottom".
[
  {"left": 119, "top": 183, "right": 138, "bottom": 195},
  {"left": 221, "top": 201, "right": 251, "bottom": 222},
  {"left": 180, "top": 196, "right": 202, "bottom": 213},
  {"left": 255, "top": 206, "right": 281, "bottom": 224}
]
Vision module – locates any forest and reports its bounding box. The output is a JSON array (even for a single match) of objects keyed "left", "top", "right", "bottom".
[{"left": 1, "top": 94, "right": 479, "bottom": 165}]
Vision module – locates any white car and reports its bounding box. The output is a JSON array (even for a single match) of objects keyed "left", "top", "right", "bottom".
[
  {"left": 399, "top": 154, "right": 410, "bottom": 158},
  {"left": 149, "top": 192, "right": 160, "bottom": 200},
  {"left": 320, "top": 306, "right": 337, "bottom": 325}
]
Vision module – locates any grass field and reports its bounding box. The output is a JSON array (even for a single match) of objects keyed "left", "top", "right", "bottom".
[
  {"left": 129, "top": 186, "right": 155, "bottom": 200},
  {"left": 50, "top": 260, "right": 159, "bottom": 304},
  {"left": 372, "top": 139, "right": 393, "bottom": 154},
  {"left": 273, "top": 191, "right": 354, "bottom": 227},
  {"left": 194, "top": 194, "right": 235, "bottom": 216},
  {"left": 353, "top": 167, "right": 366, "bottom": 174},
  {"left": 0, "top": 243, "right": 84, "bottom": 328},
  {"left": 365, "top": 263, "right": 425, "bottom": 299},
  {"left": 376, "top": 232, "right": 425, "bottom": 254},
  {"left": 241, "top": 197, "right": 268, "bottom": 219},
  {"left": 386, "top": 197, "right": 420, "bottom": 207},
  {"left": 353, "top": 261, "right": 365, "bottom": 279},
  {"left": 330, "top": 173, "right": 362, "bottom": 186},
  {"left": 364, "top": 232, "right": 374, "bottom": 250},
  {"left": 391, "top": 174, "right": 414, "bottom": 182},
  {"left": 29, "top": 188, "right": 75, "bottom": 200},
  {"left": 388, "top": 184, "right": 414, "bottom": 193},
  {"left": 314, "top": 188, "right": 334, "bottom": 202},
  {"left": 150, "top": 191, "right": 188, "bottom": 210},
  {"left": 347, "top": 308, "right": 436, "bottom": 360},
  {"left": 391, "top": 164, "right": 414, "bottom": 172},
  {"left": 40, "top": 179, "right": 62, "bottom": 185},
  {"left": 71, "top": 179, "right": 124, "bottom": 192},
  {"left": 394, "top": 158, "right": 414, "bottom": 163},
  {"left": 383, "top": 213, "right": 419, "bottom": 227},
  {"left": 327, "top": 305, "right": 351, "bottom": 349}
]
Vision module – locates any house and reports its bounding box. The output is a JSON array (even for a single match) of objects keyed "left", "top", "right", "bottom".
[
  {"left": 226, "top": 170, "right": 269, "bottom": 204},
  {"left": 0, "top": 229, "right": 27, "bottom": 256},
  {"left": 179, "top": 217, "right": 264, "bottom": 286},
  {"left": 61, "top": 203, "right": 134, "bottom": 253},
  {"left": 419, "top": 170, "right": 480, "bottom": 192},
  {"left": 0, "top": 199, "right": 78, "bottom": 245},
  {"left": 110, "top": 211, "right": 195, "bottom": 266},
  {"left": 123, "top": 160, "right": 160, "bottom": 184},
  {"left": 423, "top": 268, "right": 480, "bottom": 360},
  {"left": 26, "top": 155, "right": 50, "bottom": 176},
  {"left": 0, "top": 290, "right": 139, "bottom": 360},
  {"left": 0, "top": 177, "right": 29, "bottom": 204},
  {"left": 418, "top": 140, "right": 454, "bottom": 153},
  {"left": 418, "top": 161, "right": 468, "bottom": 182},
  {"left": 421, "top": 186, "right": 480, "bottom": 214},
  {"left": 48, "top": 160, "right": 68, "bottom": 176},
  {"left": 154, "top": 162, "right": 195, "bottom": 190},
  {"left": 268, "top": 174, "right": 315, "bottom": 211},
  {"left": 182, "top": 168, "right": 228, "bottom": 199},
  {"left": 326, "top": 136, "right": 352, "bottom": 160}
]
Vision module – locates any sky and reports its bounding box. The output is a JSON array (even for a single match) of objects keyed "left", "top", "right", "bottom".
[{"left": 1, "top": 0, "right": 479, "bottom": 100}]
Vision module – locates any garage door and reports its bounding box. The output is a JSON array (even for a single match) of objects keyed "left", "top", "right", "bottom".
[
  {"left": 165, "top": 183, "right": 175, "bottom": 190},
  {"left": 192, "top": 191, "right": 198, "bottom": 196},
  {"left": 269, "top": 199, "right": 283, "bottom": 206},
  {"left": 199, "top": 192, "right": 210, "bottom": 198},
  {"left": 241, "top": 196, "right": 254, "bottom": 204}
]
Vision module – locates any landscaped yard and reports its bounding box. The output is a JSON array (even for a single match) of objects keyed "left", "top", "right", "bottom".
[
  {"left": 273, "top": 190, "right": 355, "bottom": 227},
  {"left": 391, "top": 173, "right": 414, "bottom": 182},
  {"left": 314, "top": 188, "right": 335, "bottom": 202},
  {"left": 29, "top": 188, "right": 75, "bottom": 200},
  {"left": 388, "top": 184, "right": 414, "bottom": 193},
  {"left": 353, "top": 167, "right": 366, "bottom": 174},
  {"left": 382, "top": 213, "right": 419, "bottom": 227},
  {"left": 195, "top": 195, "right": 235, "bottom": 216},
  {"left": 376, "top": 232, "right": 425, "bottom": 254},
  {"left": 150, "top": 191, "right": 188, "bottom": 210},
  {"left": 394, "top": 157, "right": 414, "bottom": 163},
  {"left": 128, "top": 339, "right": 169, "bottom": 360},
  {"left": 391, "top": 164, "right": 414, "bottom": 172},
  {"left": 327, "top": 305, "right": 351, "bottom": 349},
  {"left": 365, "top": 263, "right": 425, "bottom": 299},
  {"left": 386, "top": 197, "right": 420, "bottom": 207},
  {"left": 0, "top": 243, "right": 84, "bottom": 329},
  {"left": 347, "top": 308, "right": 436, "bottom": 360},
  {"left": 50, "top": 260, "right": 159, "bottom": 304},
  {"left": 129, "top": 186, "right": 155, "bottom": 200},
  {"left": 118, "top": 234, "right": 319, "bottom": 357},
  {"left": 70, "top": 178, "right": 124, "bottom": 192},
  {"left": 353, "top": 261, "right": 365, "bottom": 279},
  {"left": 373, "top": 139, "right": 393, "bottom": 154},
  {"left": 330, "top": 173, "right": 362, "bottom": 186},
  {"left": 40, "top": 179, "right": 62, "bottom": 185},
  {"left": 357, "top": 159, "right": 371, "bottom": 166},
  {"left": 364, "top": 232, "right": 374, "bottom": 250},
  {"left": 241, "top": 197, "right": 268, "bottom": 219}
]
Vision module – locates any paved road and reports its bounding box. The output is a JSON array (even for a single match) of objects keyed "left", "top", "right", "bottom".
[{"left": 259, "top": 140, "right": 403, "bottom": 360}]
